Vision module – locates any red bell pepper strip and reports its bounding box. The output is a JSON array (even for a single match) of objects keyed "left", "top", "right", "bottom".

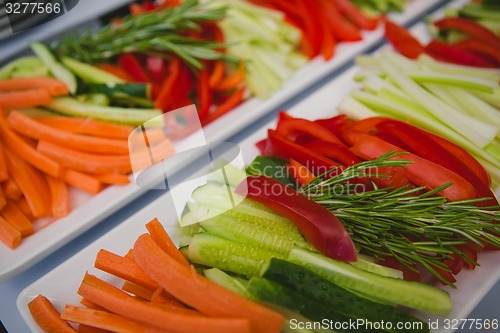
[
  {"left": 384, "top": 21, "right": 425, "bottom": 59},
  {"left": 236, "top": 175, "right": 357, "bottom": 262},
  {"left": 276, "top": 118, "right": 345, "bottom": 146},
  {"left": 155, "top": 57, "right": 181, "bottom": 111},
  {"left": 452, "top": 39, "right": 500, "bottom": 65},
  {"left": 196, "top": 68, "right": 212, "bottom": 121},
  {"left": 202, "top": 87, "right": 245, "bottom": 126},
  {"left": 214, "top": 62, "right": 246, "bottom": 91},
  {"left": 119, "top": 53, "right": 151, "bottom": 83},
  {"left": 318, "top": 0, "right": 362, "bottom": 42},
  {"left": 425, "top": 40, "right": 497, "bottom": 68},
  {"left": 333, "top": 0, "right": 379, "bottom": 31},
  {"left": 314, "top": 114, "right": 354, "bottom": 137},
  {"left": 434, "top": 17, "right": 500, "bottom": 46},
  {"left": 129, "top": 3, "right": 144, "bottom": 15},
  {"left": 287, "top": 159, "right": 316, "bottom": 186},
  {"left": 296, "top": 0, "right": 323, "bottom": 58},
  {"left": 319, "top": 9, "right": 336, "bottom": 60},
  {"left": 264, "top": 130, "right": 342, "bottom": 176},
  {"left": 376, "top": 120, "right": 498, "bottom": 207},
  {"left": 209, "top": 61, "right": 226, "bottom": 88},
  {"left": 146, "top": 56, "right": 166, "bottom": 82},
  {"left": 302, "top": 140, "right": 361, "bottom": 166},
  {"left": 347, "top": 131, "right": 477, "bottom": 202}
]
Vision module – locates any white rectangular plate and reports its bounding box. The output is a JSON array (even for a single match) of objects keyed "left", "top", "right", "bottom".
[
  {"left": 17, "top": 20, "right": 500, "bottom": 333},
  {"left": 0, "top": 0, "right": 450, "bottom": 282}
]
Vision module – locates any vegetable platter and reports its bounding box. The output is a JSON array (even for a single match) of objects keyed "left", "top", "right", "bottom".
[
  {"left": 0, "top": 0, "right": 452, "bottom": 282},
  {"left": 17, "top": 56, "right": 500, "bottom": 333}
]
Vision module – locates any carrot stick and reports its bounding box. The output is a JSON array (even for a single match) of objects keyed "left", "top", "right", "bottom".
[
  {"left": 63, "top": 170, "right": 102, "bottom": 195},
  {"left": 81, "top": 298, "right": 107, "bottom": 311},
  {"left": 0, "top": 186, "right": 6, "bottom": 211},
  {"left": 8, "top": 111, "right": 129, "bottom": 155},
  {"left": 202, "top": 87, "right": 246, "bottom": 125},
  {"left": 0, "top": 77, "right": 69, "bottom": 96},
  {"left": 3, "top": 148, "right": 51, "bottom": 217},
  {"left": 16, "top": 196, "right": 35, "bottom": 221},
  {"left": 3, "top": 178, "right": 22, "bottom": 200},
  {"left": 209, "top": 61, "right": 226, "bottom": 88},
  {"left": 133, "top": 234, "right": 283, "bottom": 333},
  {"left": 1, "top": 200, "right": 34, "bottom": 236},
  {"left": 38, "top": 141, "right": 132, "bottom": 174},
  {"left": 46, "top": 175, "right": 70, "bottom": 218},
  {"left": 150, "top": 288, "right": 185, "bottom": 308},
  {"left": 214, "top": 62, "right": 246, "bottom": 91},
  {"left": 0, "top": 141, "right": 7, "bottom": 181},
  {"left": 61, "top": 305, "right": 164, "bottom": 333},
  {"left": 0, "top": 216, "right": 21, "bottom": 249},
  {"left": 94, "top": 249, "right": 159, "bottom": 290},
  {"left": 94, "top": 173, "right": 131, "bottom": 185},
  {"left": 78, "top": 324, "right": 113, "bottom": 333},
  {"left": 28, "top": 295, "right": 77, "bottom": 333},
  {"left": 35, "top": 117, "right": 134, "bottom": 139},
  {"left": 0, "top": 109, "right": 63, "bottom": 177},
  {"left": 0, "top": 89, "right": 52, "bottom": 108},
  {"left": 121, "top": 281, "right": 155, "bottom": 301},
  {"left": 145, "top": 218, "right": 190, "bottom": 267},
  {"left": 78, "top": 273, "right": 250, "bottom": 333}
]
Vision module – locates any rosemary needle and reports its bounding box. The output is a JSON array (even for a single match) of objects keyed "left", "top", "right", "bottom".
[
  {"left": 300, "top": 151, "right": 500, "bottom": 286},
  {"left": 54, "top": 0, "right": 239, "bottom": 69}
]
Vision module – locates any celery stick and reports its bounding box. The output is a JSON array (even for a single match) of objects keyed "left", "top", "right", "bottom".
[
  {"left": 444, "top": 88, "right": 500, "bottom": 129},
  {"left": 417, "top": 54, "right": 500, "bottom": 81},
  {"left": 472, "top": 89, "right": 500, "bottom": 109},
  {"left": 379, "top": 53, "right": 497, "bottom": 148},
  {"left": 377, "top": 89, "right": 432, "bottom": 117},
  {"left": 407, "top": 71, "right": 497, "bottom": 93},
  {"left": 338, "top": 95, "right": 378, "bottom": 120},
  {"left": 423, "top": 83, "right": 468, "bottom": 113}
]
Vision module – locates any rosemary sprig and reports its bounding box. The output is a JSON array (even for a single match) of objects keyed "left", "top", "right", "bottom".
[
  {"left": 300, "top": 151, "right": 500, "bottom": 286},
  {"left": 53, "top": 0, "right": 238, "bottom": 69}
]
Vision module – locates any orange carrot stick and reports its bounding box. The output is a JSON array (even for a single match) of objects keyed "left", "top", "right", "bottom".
[
  {"left": 16, "top": 196, "right": 35, "bottom": 221},
  {"left": 0, "top": 110, "right": 63, "bottom": 177},
  {"left": 46, "top": 175, "right": 70, "bottom": 218},
  {"left": 145, "top": 218, "right": 190, "bottom": 267},
  {"left": 0, "top": 186, "right": 6, "bottom": 211},
  {"left": 94, "top": 173, "right": 130, "bottom": 185},
  {"left": 150, "top": 288, "right": 185, "bottom": 308},
  {"left": 61, "top": 305, "right": 164, "bottom": 333},
  {"left": 133, "top": 234, "right": 284, "bottom": 333},
  {"left": 94, "top": 249, "right": 159, "bottom": 291},
  {"left": 0, "top": 89, "right": 52, "bottom": 108},
  {"left": 28, "top": 295, "right": 77, "bottom": 333},
  {"left": 3, "top": 178, "right": 22, "bottom": 200},
  {"left": 214, "top": 62, "right": 246, "bottom": 91},
  {"left": 78, "top": 324, "right": 113, "bottom": 333},
  {"left": 0, "top": 216, "right": 21, "bottom": 249},
  {"left": 35, "top": 117, "right": 134, "bottom": 139},
  {"left": 81, "top": 298, "right": 107, "bottom": 311},
  {"left": 3, "top": 148, "right": 51, "bottom": 217},
  {"left": 121, "top": 281, "right": 155, "bottom": 301},
  {"left": 0, "top": 77, "right": 69, "bottom": 96},
  {"left": 0, "top": 141, "right": 7, "bottom": 181},
  {"left": 63, "top": 170, "right": 102, "bottom": 195},
  {"left": 1, "top": 200, "right": 34, "bottom": 236},
  {"left": 78, "top": 273, "right": 250, "bottom": 333},
  {"left": 8, "top": 111, "right": 129, "bottom": 155},
  {"left": 209, "top": 61, "right": 226, "bottom": 88}
]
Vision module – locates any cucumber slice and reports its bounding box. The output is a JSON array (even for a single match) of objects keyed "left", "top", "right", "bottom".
[
  {"left": 30, "top": 42, "right": 77, "bottom": 94},
  {"left": 351, "top": 257, "right": 403, "bottom": 279},
  {"left": 187, "top": 233, "right": 284, "bottom": 277},
  {"left": 61, "top": 57, "right": 124, "bottom": 84},
  {"left": 203, "top": 268, "right": 247, "bottom": 295},
  {"left": 262, "top": 258, "right": 428, "bottom": 333},
  {"left": 288, "top": 247, "right": 452, "bottom": 316}
]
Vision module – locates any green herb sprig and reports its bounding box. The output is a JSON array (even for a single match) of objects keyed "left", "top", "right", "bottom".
[
  {"left": 300, "top": 151, "right": 500, "bottom": 286},
  {"left": 54, "top": 0, "right": 238, "bottom": 69}
]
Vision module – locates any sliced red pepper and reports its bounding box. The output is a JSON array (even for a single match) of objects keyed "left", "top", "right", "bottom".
[
  {"left": 264, "top": 130, "right": 342, "bottom": 176},
  {"left": 425, "top": 40, "right": 497, "bottom": 68},
  {"left": 146, "top": 56, "right": 166, "bottom": 82},
  {"left": 255, "top": 138, "right": 268, "bottom": 155},
  {"left": 155, "top": 57, "right": 181, "bottom": 110},
  {"left": 347, "top": 131, "right": 477, "bottom": 202},
  {"left": 318, "top": 10, "right": 336, "bottom": 60},
  {"left": 214, "top": 62, "right": 246, "bottom": 91},
  {"left": 276, "top": 118, "right": 345, "bottom": 146},
  {"left": 302, "top": 140, "right": 360, "bottom": 166},
  {"left": 384, "top": 21, "right": 425, "bottom": 59},
  {"left": 368, "top": 166, "right": 412, "bottom": 189},
  {"left": 314, "top": 114, "right": 354, "bottom": 136},
  {"left": 287, "top": 159, "right": 317, "bottom": 186},
  {"left": 318, "top": 0, "right": 362, "bottom": 42},
  {"left": 297, "top": 0, "right": 323, "bottom": 57},
  {"left": 195, "top": 67, "right": 212, "bottom": 121},
  {"left": 202, "top": 87, "right": 245, "bottom": 126},
  {"left": 141, "top": 1, "right": 156, "bottom": 12},
  {"left": 119, "top": 53, "right": 151, "bottom": 83},
  {"left": 236, "top": 175, "right": 357, "bottom": 262},
  {"left": 452, "top": 39, "right": 500, "bottom": 65},
  {"left": 333, "top": 0, "right": 379, "bottom": 31},
  {"left": 434, "top": 17, "right": 500, "bottom": 46},
  {"left": 376, "top": 120, "right": 498, "bottom": 207},
  {"left": 209, "top": 61, "right": 226, "bottom": 88}
]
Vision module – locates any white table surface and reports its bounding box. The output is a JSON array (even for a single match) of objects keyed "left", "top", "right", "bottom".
[{"left": 0, "top": 0, "right": 499, "bottom": 332}]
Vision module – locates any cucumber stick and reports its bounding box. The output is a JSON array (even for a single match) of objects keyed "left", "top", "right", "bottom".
[
  {"left": 288, "top": 247, "right": 452, "bottom": 316},
  {"left": 203, "top": 268, "right": 247, "bottom": 295},
  {"left": 262, "top": 258, "right": 427, "bottom": 333},
  {"left": 187, "top": 233, "right": 285, "bottom": 277},
  {"left": 30, "top": 42, "right": 77, "bottom": 94},
  {"left": 61, "top": 57, "right": 124, "bottom": 84}
]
